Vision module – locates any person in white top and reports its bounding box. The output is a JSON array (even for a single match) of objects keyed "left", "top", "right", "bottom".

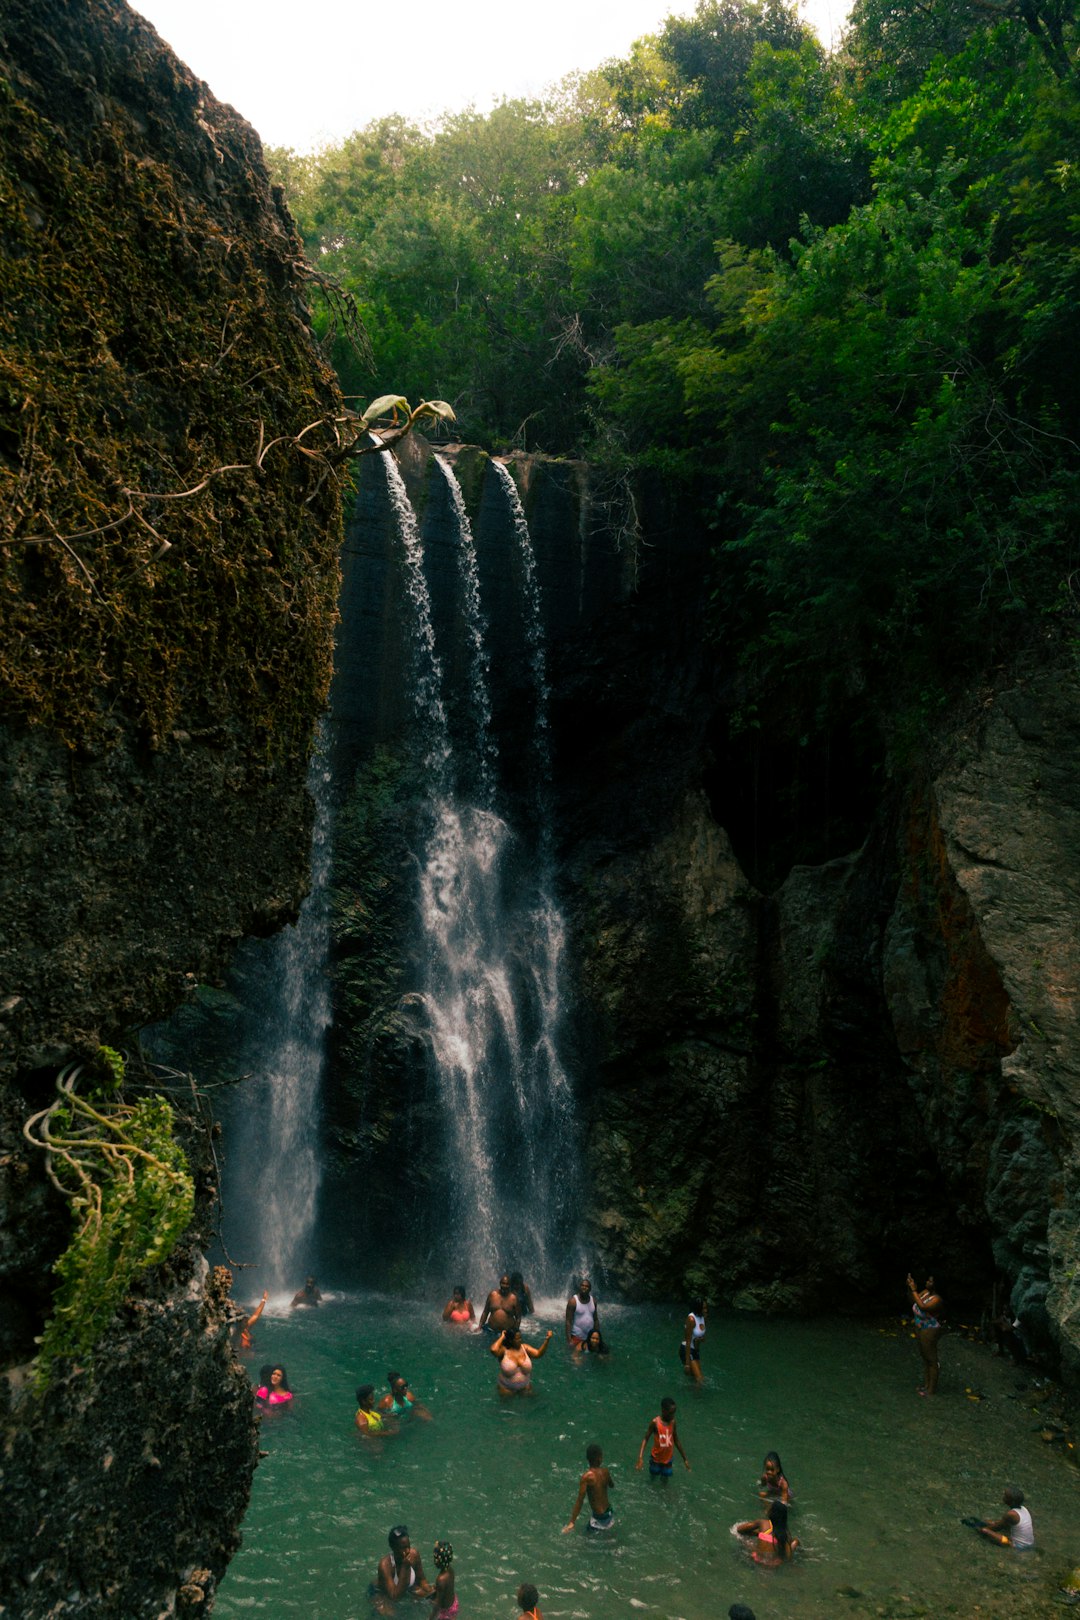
[
  {"left": 680, "top": 1298, "right": 707, "bottom": 1382},
  {"left": 565, "top": 1276, "right": 600, "bottom": 1348},
  {"left": 979, "top": 1485, "right": 1034, "bottom": 1548}
]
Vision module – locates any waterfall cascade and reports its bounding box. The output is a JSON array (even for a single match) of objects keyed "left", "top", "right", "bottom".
[
  {"left": 233, "top": 736, "right": 331, "bottom": 1289},
  {"left": 385, "top": 451, "right": 578, "bottom": 1292}
]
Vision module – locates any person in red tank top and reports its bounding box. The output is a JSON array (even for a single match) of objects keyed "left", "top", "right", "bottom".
[{"left": 636, "top": 1396, "right": 690, "bottom": 1478}]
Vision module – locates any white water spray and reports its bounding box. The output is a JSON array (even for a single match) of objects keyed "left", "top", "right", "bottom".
[{"left": 384, "top": 452, "right": 577, "bottom": 1291}]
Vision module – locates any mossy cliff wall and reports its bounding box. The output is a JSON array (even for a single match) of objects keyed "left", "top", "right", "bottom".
[{"left": 0, "top": 1, "right": 343, "bottom": 1612}]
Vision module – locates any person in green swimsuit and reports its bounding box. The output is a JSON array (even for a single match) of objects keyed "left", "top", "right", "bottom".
[{"left": 379, "top": 1370, "right": 432, "bottom": 1421}]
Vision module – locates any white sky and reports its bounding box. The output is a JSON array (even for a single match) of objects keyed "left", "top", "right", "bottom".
[{"left": 131, "top": 0, "right": 849, "bottom": 154}]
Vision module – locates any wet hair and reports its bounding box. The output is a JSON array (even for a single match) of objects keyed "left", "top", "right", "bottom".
[
  {"left": 729, "top": 1607, "right": 757, "bottom": 1620},
  {"left": 586, "top": 1443, "right": 603, "bottom": 1466},
  {"left": 257, "top": 1363, "right": 273, "bottom": 1388},
  {"left": 767, "top": 1499, "right": 791, "bottom": 1552},
  {"left": 502, "top": 1326, "right": 521, "bottom": 1348},
  {"left": 586, "top": 1329, "right": 608, "bottom": 1354},
  {"left": 509, "top": 1271, "right": 526, "bottom": 1292},
  {"left": 1004, "top": 1485, "right": 1025, "bottom": 1507},
  {"left": 433, "top": 1539, "right": 453, "bottom": 1571},
  {"left": 691, "top": 1298, "right": 706, "bottom": 1316},
  {"left": 660, "top": 1396, "right": 676, "bottom": 1417},
  {"left": 258, "top": 1364, "right": 289, "bottom": 1392},
  {"left": 355, "top": 1384, "right": 376, "bottom": 1408},
  {"left": 452, "top": 1284, "right": 466, "bottom": 1299},
  {"left": 389, "top": 1524, "right": 409, "bottom": 1550},
  {"left": 517, "top": 1583, "right": 539, "bottom": 1611},
  {"left": 762, "top": 1450, "right": 784, "bottom": 1477}
]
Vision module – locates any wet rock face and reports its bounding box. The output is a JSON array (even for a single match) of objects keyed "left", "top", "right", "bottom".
[
  {"left": 575, "top": 626, "right": 1080, "bottom": 1356},
  {"left": 0, "top": 0, "right": 341, "bottom": 1611},
  {"left": 1, "top": 1258, "right": 258, "bottom": 1620},
  {"left": 888, "top": 652, "right": 1080, "bottom": 1370}
]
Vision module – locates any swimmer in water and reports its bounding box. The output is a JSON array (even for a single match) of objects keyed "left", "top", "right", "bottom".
[
  {"left": 736, "top": 1499, "right": 798, "bottom": 1564},
  {"left": 255, "top": 1364, "right": 292, "bottom": 1406},
  {"left": 757, "top": 1451, "right": 791, "bottom": 1503},
  {"left": 515, "top": 1582, "right": 542, "bottom": 1620},
  {"left": 478, "top": 1274, "right": 520, "bottom": 1334},
  {"left": 379, "top": 1370, "right": 433, "bottom": 1421},
  {"left": 636, "top": 1396, "right": 690, "bottom": 1477},
  {"left": 584, "top": 1328, "right": 610, "bottom": 1357},
  {"left": 562, "top": 1442, "right": 615, "bottom": 1533},
  {"left": 290, "top": 1275, "right": 323, "bottom": 1309},
  {"left": 375, "top": 1525, "right": 432, "bottom": 1612},
  {"left": 237, "top": 1289, "right": 268, "bottom": 1351},
  {"left": 431, "top": 1539, "right": 457, "bottom": 1618},
  {"left": 441, "top": 1285, "right": 475, "bottom": 1324},
  {"left": 491, "top": 1325, "right": 554, "bottom": 1395},
  {"left": 355, "top": 1383, "right": 394, "bottom": 1436}
]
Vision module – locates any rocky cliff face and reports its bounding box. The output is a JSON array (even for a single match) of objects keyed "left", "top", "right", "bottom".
[
  {"left": 574, "top": 622, "right": 1080, "bottom": 1366},
  {"left": 0, "top": 1, "right": 343, "bottom": 1612}
]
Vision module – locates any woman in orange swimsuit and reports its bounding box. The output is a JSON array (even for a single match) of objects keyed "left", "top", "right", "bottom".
[{"left": 441, "top": 1285, "right": 475, "bottom": 1324}]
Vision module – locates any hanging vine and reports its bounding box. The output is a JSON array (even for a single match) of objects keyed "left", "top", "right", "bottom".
[{"left": 23, "top": 1048, "right": 196, "bottom": 1393}]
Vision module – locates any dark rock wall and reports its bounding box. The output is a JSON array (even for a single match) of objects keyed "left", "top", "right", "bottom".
[{"left": 0, "top": 1, "right": 343, "bottom": 1613}]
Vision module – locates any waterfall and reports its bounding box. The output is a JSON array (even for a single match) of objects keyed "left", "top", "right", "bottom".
[
  {"left": 384, "top": 451, "right": 577, "bottom": 1292},
  {"left": 246, "top": 736, "right": 331, "bottom": 1288}
]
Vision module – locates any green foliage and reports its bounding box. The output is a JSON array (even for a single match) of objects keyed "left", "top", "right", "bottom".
[
  {"left": 265, "top": 0, "right": 1080, "bottom": 755},
  {"left": 27, "top": 1060, "right": 195, "bottom": 1391}
]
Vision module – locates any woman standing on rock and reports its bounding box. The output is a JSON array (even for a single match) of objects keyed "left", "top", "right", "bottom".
[{"left": 907, "top": 1272, "right": 943, "bottom": 1395}]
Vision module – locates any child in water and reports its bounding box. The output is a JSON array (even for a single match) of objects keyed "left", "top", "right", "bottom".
[
  {"left": 736, "top": 1499, "right": 798, "bottom": 1565},
  {"left": 636, "top": 1397, "right": 690, "bottom": 1477},
  {"left": 757, "top": 1451, "right": 791, "bottom": 1503},
  {"left": 516, "top": 1583, "right": 542, "bottom": 1620},
  {"left": 431, "top": 1540, "right": 457, "bottom": 1617},
  {"left": 562, "top": 1442, "right": 615, "bottom": 1533}
]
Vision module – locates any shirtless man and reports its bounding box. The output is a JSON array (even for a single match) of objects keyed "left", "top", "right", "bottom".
[
  {"left": 290, "top": 1276, "right": 322, "bottom": 1308},
  {"left": 562, "top": 1442, "right": 615, "bottom": 1533},
  {"left": 375, "top": 1525, "right": 432, "bottom": 1612},
  {"left": 478, "top": 1274, "right": 520, "bottom": 1333}
]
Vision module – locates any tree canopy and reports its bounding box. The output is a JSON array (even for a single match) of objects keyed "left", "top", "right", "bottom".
[{"left": 268, "top": 0, "right": 1080, "bottom": 758}]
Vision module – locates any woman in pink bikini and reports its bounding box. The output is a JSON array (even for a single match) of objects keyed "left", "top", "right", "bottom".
[
  {"left": 254, "top": 1364, "right": 292, "bottom": 1407},
  {"left": 441, "top": 1286, "right": 475, "bottom": 1324},
  {"left": 736, "top": 1499, "right": 798, "bottom": 1565}
]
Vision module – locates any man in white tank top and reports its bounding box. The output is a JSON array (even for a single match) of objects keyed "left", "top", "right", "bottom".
[
  {"left": 565, "top": 1275, "right": 599, "bottom": 1348},
  {"left": 978, "top": 1485, "right": 1034, "bottom": 1548}
]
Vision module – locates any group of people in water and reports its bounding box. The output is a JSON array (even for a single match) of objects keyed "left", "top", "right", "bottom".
[{"left": 242, "top": 1263, "right": 1037, "bottom": 1614}]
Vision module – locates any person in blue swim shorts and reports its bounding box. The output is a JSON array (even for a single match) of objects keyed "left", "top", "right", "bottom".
[
  {"left": 636, "top": 1397, "right": 690, "bottom": 1479},
  {"left": 562, "top": 1442, "right": 615, "bottom": 1533}
]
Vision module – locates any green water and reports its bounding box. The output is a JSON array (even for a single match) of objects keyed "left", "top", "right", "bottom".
[{"left": 217, "top": 1295, "right": 1078, "bottom": 1620}]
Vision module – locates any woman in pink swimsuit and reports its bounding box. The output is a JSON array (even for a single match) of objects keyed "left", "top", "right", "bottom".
[
  {"left": 254, "top": 1364, "right": 292, "bottom": 1406},
  {"left": 736, "top": 1499, "right": 798, "bottom": 1565},
  {"left": 491, "top": 1325, "right": 553, "bottom": 1395}
]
